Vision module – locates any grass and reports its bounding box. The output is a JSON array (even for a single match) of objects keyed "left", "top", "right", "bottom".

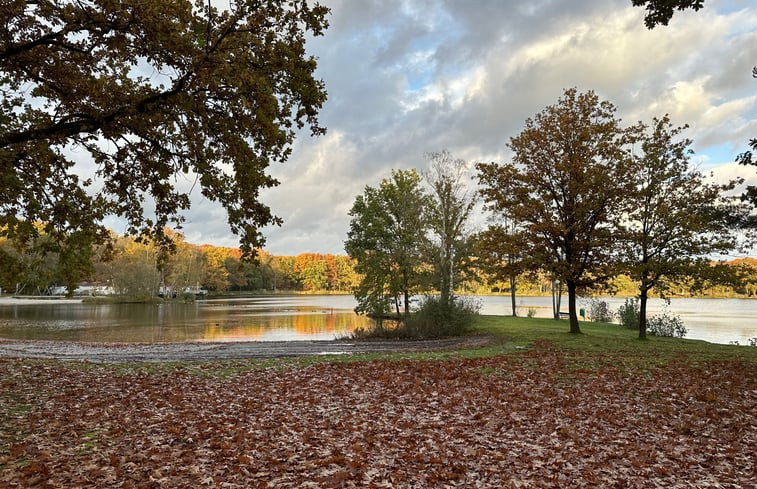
[
  {"left": 178, "top": 315, "right": 757, "bottom": 372},
  {"left": 472, "top": 315, "right": 757, "bottom": 365}
]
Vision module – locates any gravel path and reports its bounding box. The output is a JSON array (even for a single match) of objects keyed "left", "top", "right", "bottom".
[{"left": 0, "top": 336, "right": 495, "bottom": 363}]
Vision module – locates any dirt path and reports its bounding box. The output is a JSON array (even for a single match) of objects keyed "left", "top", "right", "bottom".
[{"left": 0, "top": 336, "right": 495, "bottom": 363}]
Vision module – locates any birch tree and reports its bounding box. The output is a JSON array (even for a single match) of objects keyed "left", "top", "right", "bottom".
[{"left": 423, "top": 151, "right": 477, "bottom": 308}]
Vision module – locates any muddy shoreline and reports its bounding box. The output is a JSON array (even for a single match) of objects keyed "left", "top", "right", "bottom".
[{"left": 0, "top": 336, "right": 496, "bottom": 363}]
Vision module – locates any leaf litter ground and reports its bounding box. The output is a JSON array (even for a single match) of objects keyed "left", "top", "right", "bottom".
[{"left": 1, "top": 344, "right": 755, "bottom": 488}]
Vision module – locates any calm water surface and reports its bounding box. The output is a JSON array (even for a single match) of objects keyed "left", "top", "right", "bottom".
[
  {"left": 0, "top": 296, "right": 374, "bottom": 343},
  {"left": 0, "top": 295, "right": 754, "bottom": 345}
]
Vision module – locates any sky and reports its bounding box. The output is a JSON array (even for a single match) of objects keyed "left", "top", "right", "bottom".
[{"left": 159, "top": 0, "right": 757, "bottom": 256}]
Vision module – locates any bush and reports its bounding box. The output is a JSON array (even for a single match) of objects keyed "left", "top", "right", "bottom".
[
  {"left": 349, "top": 321, "right": 398, "bottom": 340},
  {"left": 617, "top": 298, "right": 640, "bottom": 330},
  {"left": 647, "top": 310, "right": 687, "bottom": 338},
  {"left": 353, "top": 295, "right": 481, "bottom": 340},
  {"left": 403, "top": 295, "right": 481, "bottom": 338},
  {"left": 588, "top": 298, "right": 613, "bottom": 323}
]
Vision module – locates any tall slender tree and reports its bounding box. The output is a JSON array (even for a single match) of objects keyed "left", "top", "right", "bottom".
[
  {"left": 163, "top": 232, "right": 207, "bottom": 297},
  {"left": 423, "top": 151, "right": 477, "bottom": 308},
  {"left": 477, "top": 88, "right": 633, "bottom": 334}
]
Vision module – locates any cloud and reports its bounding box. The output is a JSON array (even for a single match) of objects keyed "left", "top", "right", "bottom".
[{"left": 167, "top": 0, "right": 757, "bottom": 255}]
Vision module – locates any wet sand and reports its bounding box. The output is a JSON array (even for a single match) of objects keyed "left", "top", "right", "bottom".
[{"left": 0, "top": 336, "right": 495, "bottom": 363}]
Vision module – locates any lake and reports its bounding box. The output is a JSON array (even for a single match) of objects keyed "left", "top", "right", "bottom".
[{"left": 0, "top": 295, "right": 754, "bottom": 345}]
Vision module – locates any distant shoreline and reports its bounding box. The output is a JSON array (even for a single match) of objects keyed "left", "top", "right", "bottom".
[
  {"left": 0, "top": 292, "right": 755, "bottom": 306},
  {"left": 0, "top": 297, "right": 83, "bottom": 305}
]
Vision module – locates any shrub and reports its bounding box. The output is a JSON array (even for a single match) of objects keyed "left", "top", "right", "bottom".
[
  {"left": 588, "top": 298, "right": 613, "bottom": 323},
  {"left": 349, "top": 320, "right": 400, "bottom": 340},
  {"left": 526, "top": 307, "right": 537, "bottom": 318},
  {"left": 403, "top": 295, "right": 481, "bottom": 338},
  {"left": 647, "top": 310, "right": 687, "bottom": 338},
  {"left": 617, "top": 298, "right": 640, "bottom": 330},
  {"left": 350, "top": 295, "right": 480, "bottom": 339}
]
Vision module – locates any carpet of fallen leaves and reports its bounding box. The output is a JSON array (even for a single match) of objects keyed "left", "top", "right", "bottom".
[{"left": 1, "top": 346, "right": 755, "bottom": 488}]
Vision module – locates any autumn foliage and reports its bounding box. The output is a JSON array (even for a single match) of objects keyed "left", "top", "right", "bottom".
[
  {"left": 0, "top": 0, "right": 329, "bottom": 256},
  {"left": 1, "top": 346, "right": 754, "bottom": 487}
]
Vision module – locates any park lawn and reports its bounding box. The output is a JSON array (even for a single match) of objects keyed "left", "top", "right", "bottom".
[{"left": 1, "top": 316, "right": 755, "bottom": 488}]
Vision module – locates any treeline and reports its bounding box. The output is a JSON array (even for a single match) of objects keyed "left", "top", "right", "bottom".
[
  {"left": 1, "top": 225, "right": 755, "bottom": 300},
  {"left": 477, "top": 263, "right": 757, "bottom": 300},
  {"left": 0, "top": 230, "right": 358, "bottom": 298}
]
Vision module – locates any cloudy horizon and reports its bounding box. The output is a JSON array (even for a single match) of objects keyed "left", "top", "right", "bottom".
[{"left": 110, "top": 0, "right": 756, "bottom": 256}]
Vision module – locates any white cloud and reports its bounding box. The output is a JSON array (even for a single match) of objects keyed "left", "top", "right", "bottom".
[
  {"left": 166, "top": 0, "right": 757, "bottom": 255},
  {"left": 708, "top": 161, "right": 757, "bottom": 188}
]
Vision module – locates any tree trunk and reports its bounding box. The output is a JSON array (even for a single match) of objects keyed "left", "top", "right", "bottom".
[
  {"left": 551, "top": 280, "right": 563, "bottom": 320},
  {"left": 509, "top": 275, "right": 517, "bottom": 317},
  {"left": 440, "top": 286, "right": 449, "bottom": 310},
  {"left": 552, "top": 281, "right": 558, "bottom": 319},
  {"left": 567, "top": 280, "right": 581, "bottom": 334},
  {"left": 404, "top": 290, "right": 410, "bottom": 317},
  {"left": 639, "top": 288, "right": 648, "bottom": 340},
  {"left": 439, "top": 256, "right": 450, "bottom": 308}
]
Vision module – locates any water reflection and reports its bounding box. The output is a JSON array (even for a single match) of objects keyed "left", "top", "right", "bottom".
[
  {"left": 0, "top": 295, "right": 754, "bottom": 344},
  {"left": 0, "top": 297, "right": 376, "bottom": 343},
  {"left": 202, "top": 310, "right": 370, "bottom": 341}
]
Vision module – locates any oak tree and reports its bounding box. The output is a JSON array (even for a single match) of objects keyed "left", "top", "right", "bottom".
[
  {"left": 477, "top": 88, "right": 632, "bottom": 334},
  {"left": 0, "top": 0, "right": 329, "bottom": 259},
  {"left": 631, "top": 0, "right": 757, "bottom": 223},
  {"left": 473, "top": 219, "right": 525, "bottom": 317},
  {"left": 621, "top": 116, "right": 748, "bottom": 338}
]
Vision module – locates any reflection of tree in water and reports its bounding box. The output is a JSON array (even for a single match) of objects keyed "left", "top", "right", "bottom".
[
  {"left": 293, "top": 313, "right": 334, "bottom": 334},
  {"left": 293, "top": 312, "right": 379, "bottom": 335},
  {"left": 201, "top": 311, "right": 372, "bottom": 340},
  {"left": 203, "top": 322, "right": 266, "bottom": 341}
]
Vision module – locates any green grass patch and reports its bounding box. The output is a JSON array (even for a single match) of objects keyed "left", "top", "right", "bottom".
[
  {"left": 78, "top": 431, "right": 100, "bottom": 453},
  {"left": 472, "top": 315, "right": 757, "bottom": 364}
]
